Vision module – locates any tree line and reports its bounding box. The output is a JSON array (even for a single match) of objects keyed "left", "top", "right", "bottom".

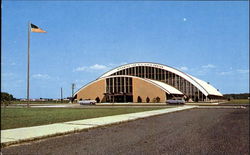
[
  {"left": 223, "top": 93, "right": 249, "bottom": 100},
  {"left": 1, "top": 92, "right": 249, "bottom": 104},
  {"left": 1, "top": 92, "right": 16, "bottom": 105}
]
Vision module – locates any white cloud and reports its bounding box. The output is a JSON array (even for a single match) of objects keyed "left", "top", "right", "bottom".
[
  {"left": 120, "top": 62, "right": 127, "bottom": 65},
  {"left": 194, "top": 70, "right": 207, "bottom": 76},
  {"left": 75, "top": 79, "right": 85, "bottom": 83},
  {"left": 32, "top": 74, "right": 50, "bottom": 79},
  {"left": 179, "top": 66, "right": 188, "bottom": 71},
  {"left": 90, "top": 64, "right": 108, "bottom": 70},
  {"left": 2, "top": 73, "right": 14, "bottom": 77},
  {"left": 74, "top": 64, "right": 109, "bottom": 72},
  {"left": 219, "top": 71, "right": 233, "bottom": 75},
  {"left": 2, "top": 62, "right": 16, "bottom": 66},
  {"left": 73, "top": 62, "right": 129, "bottom": 73},
  {"left": 202, "top": 64, "right": 216, "bottom": 69},
  {"left": 237, "top": 69, "right": 249, "bottom": 74},
  {"left": 218, "top": 69, "right": 249, "bottom": 76},
  {"left": 16, "top": 80, "right": 24, "bottom": 83},
  {"left": 10, "top": 62, "right": 16, "bottom": 66},
  {"left": 107, "top": 62, "right": 127, "bottom": 68},
  {"left": 183, "top": 18, "right": 187, "bottom": 22},
  {"left": 74, "top": 66, "right": 87, "bottom": 72}
]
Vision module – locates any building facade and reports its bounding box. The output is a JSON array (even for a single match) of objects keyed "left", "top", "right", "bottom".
[{"left": 74, "top": 62, "right": 224, "bottom": 103}]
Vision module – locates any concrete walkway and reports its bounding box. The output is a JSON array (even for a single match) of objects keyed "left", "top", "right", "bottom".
[{"left": 1, "top": 106, "right": 197, "bottom": 146}]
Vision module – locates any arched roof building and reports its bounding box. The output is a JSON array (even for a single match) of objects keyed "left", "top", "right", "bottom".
[
  {"left": 74, "top": 62, "right": 223, "bottom": 103},
  {"left": 74, "top": 75, "right": 183, "bottom": 103}
]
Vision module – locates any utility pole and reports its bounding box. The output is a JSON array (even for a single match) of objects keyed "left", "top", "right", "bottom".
[
  {"left": 71, "top": 83, "right": 75, "bottom": 103},
  {"left": 61, "top": 87, "right": 63, "bottom": 103}
]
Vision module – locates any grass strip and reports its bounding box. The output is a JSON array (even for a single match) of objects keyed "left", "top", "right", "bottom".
[
  {"left": 223, "top": 99, "right": 249, "bottom": 104},
  {"left": 1, "top": 107, "right": 168, "bottom": 130}
]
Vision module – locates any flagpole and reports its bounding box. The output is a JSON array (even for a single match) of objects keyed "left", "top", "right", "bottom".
[{"left": 27, "top": 22, "right": 30, "bottom": 107}]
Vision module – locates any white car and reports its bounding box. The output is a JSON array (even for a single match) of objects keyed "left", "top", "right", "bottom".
[
  {"left": 78, "top": 100, "right": 96, "bottom": 105},
  {"left": 166, "top": 99, "right": 185, "bottom": 105}
]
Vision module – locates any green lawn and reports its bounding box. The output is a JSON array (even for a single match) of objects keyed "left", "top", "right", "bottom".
[
  {"left": 224, "top": 99, "right": 249, "bottom": 104},
  {"left": 1, "top": 107, "right": 168, "bottom": 130},
  {"left": 5, "top": 100, "right": 70, "bottom": 105}
]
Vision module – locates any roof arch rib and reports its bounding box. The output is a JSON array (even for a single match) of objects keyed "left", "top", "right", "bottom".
[
  {"left": 98, "top": 62, "right": 222, "bottom": 96},
  {"left": 74, "top": 75, "right": 183, "bottom": 97}
]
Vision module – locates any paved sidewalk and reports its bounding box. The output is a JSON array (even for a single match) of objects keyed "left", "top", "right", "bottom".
[{"left": 1, "top": 106, "right": 197, "bottom": 146}]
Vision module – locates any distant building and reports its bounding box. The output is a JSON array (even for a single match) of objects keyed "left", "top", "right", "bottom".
[
  {"left": 74, "top": 62, "right": 224, "bottom": 103},
  {"left": 20, "top": 98, "right": 27, "bottom": 101}
]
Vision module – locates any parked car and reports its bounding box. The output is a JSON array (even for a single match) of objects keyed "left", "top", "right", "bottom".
[
  {"left": 166, "top": 98, "right": 185, "bottom": 105},
  {"left": 78, "top": 100, "right": 96, "bottom": 105}
]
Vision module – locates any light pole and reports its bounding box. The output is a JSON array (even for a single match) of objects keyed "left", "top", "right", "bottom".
[
  {"left": 71, "top": 83, "right": 75, "bottom": 103},
  {"left": 61, "top": 87, "right": 63, "bottom": 103}
]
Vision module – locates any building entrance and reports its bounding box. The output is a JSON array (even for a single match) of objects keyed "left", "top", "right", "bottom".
[{"left": 105, "top": 93, "right": 133, "bottom": 103}]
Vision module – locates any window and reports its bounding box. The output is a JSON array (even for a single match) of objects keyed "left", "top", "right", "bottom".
[
  {"left": 165, "top": 71, "right": 168, "bottom": 83},
  {"left": 148, "top": 67, "right": 152, "bottom": 78},
  {"left": 152, "top": 67, "right": 155, "bottom": 79},
  {"left": 172, "top": 74, "right": 175, "bottom": 87},
  {"left": 169, "top": 72, "right": 172, "bottom": 85},
  {"left": 131, "top": 67, "right": 135, "bottom": 76},
  {"left": 141, "top": 66, "right": 145, "bottom": 78},
  {"left": 162, "top": 70, "right": 166, "bottom": 82},
  {"left": 146, "top": 67, "right": 149, "bottom": 78},
  {"left": 156, "top": 68, "right": 159, "bottom": 80}
]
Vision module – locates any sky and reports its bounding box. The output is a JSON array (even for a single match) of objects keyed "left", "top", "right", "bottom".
[{"left": 2, "top": 1, "right": 249, "bottom": 99}]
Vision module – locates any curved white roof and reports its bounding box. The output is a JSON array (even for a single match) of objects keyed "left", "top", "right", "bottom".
[
  {"left": 189, "top": 75, "right": 222, "bottom": 96},
  {"left": 98, "top": 62, "right": 222, "bottom": 96},
  {"left": 74, "top": 75, "right": 183, "bottom": 96},
  {"left": 148, "top": 79, "right": 183, "bottom": 95}
]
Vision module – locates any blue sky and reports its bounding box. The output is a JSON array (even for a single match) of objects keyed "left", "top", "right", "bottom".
[{"left": 2, "top": 1, "right": 249, "bottom": 99}]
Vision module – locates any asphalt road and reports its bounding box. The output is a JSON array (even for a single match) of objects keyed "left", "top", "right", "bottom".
[{"left": 2, "top": 107, "right": 249, "bottom": 155}]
